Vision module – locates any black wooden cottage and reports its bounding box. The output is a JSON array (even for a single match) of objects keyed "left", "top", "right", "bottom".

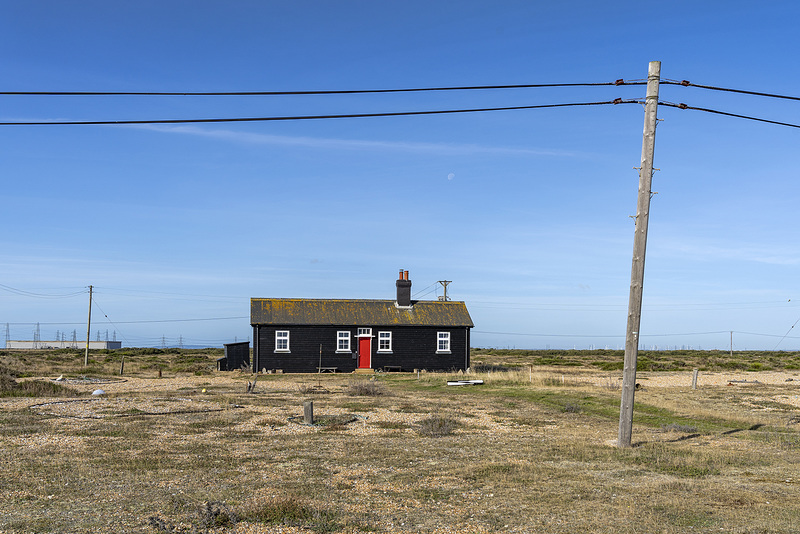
[{"left": 250, "top": 271, "right": 473, "bottom": 373}]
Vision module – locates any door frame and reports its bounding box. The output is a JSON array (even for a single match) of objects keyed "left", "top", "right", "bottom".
[{"left": 356, "top": 333, "right": 373, "bottom": 369}]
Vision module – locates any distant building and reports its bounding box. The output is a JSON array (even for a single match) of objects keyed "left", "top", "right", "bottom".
[
  {"left": 6, "top": 340, "right": 122, "bottom": 350},
  {"left": 250, "top": 270, "right": 473, "bottom": 373}
]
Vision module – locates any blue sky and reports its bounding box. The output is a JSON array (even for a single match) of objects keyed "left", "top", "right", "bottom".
[{"left": 2, "top": 0, "right": 800, "bottom": 350}]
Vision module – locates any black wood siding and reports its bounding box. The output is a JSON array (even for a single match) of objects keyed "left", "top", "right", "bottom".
[
  {"left": 221, "top": 342, "right": 250, "bottom": 371},
  {"left": 253, "top": 325, "right": 470, "bottom": 373}
]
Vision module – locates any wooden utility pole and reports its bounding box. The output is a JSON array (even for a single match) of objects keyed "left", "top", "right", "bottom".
[
  {"left": 84, "top": 285, "right": 93, "bottom": 367},
  {"left": 618, "top": 61, "right": 660, "bottom": 448},
  {"left": 438, "top": 280, "right": 451, "bottom": 301}
]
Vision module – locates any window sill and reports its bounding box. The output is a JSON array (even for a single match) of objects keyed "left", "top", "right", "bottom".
[
  {"left": 436, "top": 351, "right": 451, "bottom": 355},
  {"left": 377, "top": 350, "right": 393, "bottom": 354},
  {"left": 335, "top": 350, "right": 352, "bottom": 354},
  {"left": 274, "top": 350, "right": 290, "bottom": 354}
]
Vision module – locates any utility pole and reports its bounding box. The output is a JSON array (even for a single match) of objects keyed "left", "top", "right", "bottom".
[
  {"left": 730, "top": 331, "right": 733, "bottom": 357},
  {"left": 438, "top": 280, "right": 451, "bottom": 301},
  {"left": 618, "top": 61, "right": 660, "bottom": 448},
  {"left": 84, "top": 285, "right": 93, "bottom": 367}
]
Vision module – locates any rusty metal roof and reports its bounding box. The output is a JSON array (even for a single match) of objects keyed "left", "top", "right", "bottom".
[{"left": 250, "top": 298, "right": 473, "bottom": 327}]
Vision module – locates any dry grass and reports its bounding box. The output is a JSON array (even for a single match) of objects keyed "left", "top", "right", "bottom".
[{"left": 1, "top": 352, "right": 800, "bottom": 532}]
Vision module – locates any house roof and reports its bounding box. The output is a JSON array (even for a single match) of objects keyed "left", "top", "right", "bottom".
[{"left": 250, "top": 298, "right": 473, "bottom": 328}]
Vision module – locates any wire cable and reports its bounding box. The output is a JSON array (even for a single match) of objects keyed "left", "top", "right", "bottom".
[
  {"left": 0, "top": 80, "right": 644, "bottom": 97},
  {"left": 660, "top": 100, "right": 800, "bottom": 129},
  {"left": 662, "top": 79, "right": 800, "bottom": 102},
  {"left": 474, "top": 329, "right": 800, "bottom": 340},
  {"left": 90, "top": 296, "right": 131, "bottom": 346},
  {"left": 0, "top": 99, "right": 636, "bottom": 126},
  {"left": 0, "top": 284, "right": 87, "bottom": 299},
  {"left": 772, "top": 317, "right": 800, "bottom": 350}
]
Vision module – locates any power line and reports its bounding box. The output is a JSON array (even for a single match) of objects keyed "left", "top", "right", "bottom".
[
  {"left": 0, "top": 100, "right": 634, "bottom": 126},
  {"left": 90, "top": 296, "right": 131, "bottom": 346},
  {"left": 661, "top": 100, "right": 800, "bottom": 129},
  {"left": 0, "top": 80, "right": 643, "bottom": 97},
  {"left": 474, "top": 329, "right": 800, "bottom": 340},
  {"left": 5, "top": 316, "right": 248, "bottom": 326},
  {"left": 0, "top": 284, "right": 87, "bottom": 299},
  {"left": 772, "top": 317, "right": 800, "bottom": 350},
  {"left": 662, "top": 79, "right": 800, "bottom": 102}
]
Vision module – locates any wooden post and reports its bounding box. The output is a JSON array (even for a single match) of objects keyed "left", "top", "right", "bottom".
[
  {"left": 303, "top": 400, "right": 314, "bottom": 425},
  {"left": 730, "top": 331, "right": 733, "bottom": 358},
  {"left": 692, "top": 369, "right": 699, "bottom": 390},
  {"left": 84, "top": 285, "right": 92, "bottom": 367},
  {"left": 246, "top": 374, "right": 258, "bottom": 393},
  {"left": 618, "top": 61, "right": 661, "bottom": 448},
  {"left": 119, "top": 355, "right": 125, "bottom": 376},
  {"left": 318, "top": 344, "right": 322, "bottom": 388}
]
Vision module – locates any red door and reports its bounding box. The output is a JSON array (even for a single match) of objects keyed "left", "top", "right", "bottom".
[{"left": 358, "top": 337, "right": 371, "bottom": 369}]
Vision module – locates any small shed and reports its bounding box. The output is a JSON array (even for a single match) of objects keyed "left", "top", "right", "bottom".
[{"left": 219, "top": 341, "right": 251, "bottom": 371}]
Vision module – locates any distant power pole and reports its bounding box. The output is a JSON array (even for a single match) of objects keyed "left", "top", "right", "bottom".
[
  {"left": 618, "top": 61, "right": 661, "bottom": 448},
  {"left": 438, "top": 280, "right": 452, "bottom": 301},
  {"left": 85, "top": 285, "right": 93, "bottom": 367}
]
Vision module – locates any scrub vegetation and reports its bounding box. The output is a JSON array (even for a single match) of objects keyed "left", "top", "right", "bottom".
[
  {"left": 471, "top": 347, "right": 800, "bottom": 372},
  {"left": 1, "top": 349, "right": 799, "bottom": 533}
]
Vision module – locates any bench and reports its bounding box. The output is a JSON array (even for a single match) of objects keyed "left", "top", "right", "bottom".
[{"left": 316, "top": 367, "right": 338, "bottom": 373}]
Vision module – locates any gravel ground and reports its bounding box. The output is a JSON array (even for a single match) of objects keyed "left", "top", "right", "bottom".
[{"left": 4, "top": 370, "right": 800, "bottom": 533}]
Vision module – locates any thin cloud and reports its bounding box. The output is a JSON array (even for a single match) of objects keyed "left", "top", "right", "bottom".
[
  {"left": 663, "top": 240, "right": 800, "bottom": 266},
  {"left": 140, "top": 124, "right": 578, "bottom": 157}
]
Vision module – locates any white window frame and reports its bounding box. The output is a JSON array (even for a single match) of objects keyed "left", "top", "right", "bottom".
[
  {"left": 437, "top": 331, "right": 451, "bottom": 354},
  {"left": 337, "top": 331, "right": 351, "bottom": 352},
  {"left": 378, "top": 331, "right": 392, "bottom": 352},
  {"left": 357, "top": 327, "right": 372, "bottom": 337},
  {"left": 275, "top": 330, "right": 290, "bottom": 352}
]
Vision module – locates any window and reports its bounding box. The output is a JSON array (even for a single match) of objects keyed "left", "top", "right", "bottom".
[
  {"left": 357, "top": 327, "right": 372, "bottom": 337},
  {"left": 337, "top": 331, "right": 351, "bottom": 352},
  {"left": 378, "top": 331, "right": 392, "bottom": 352},
  {"left": 275, "top": 330, "right": 289, "bottom": 352},
  {"left": 437, "top": 331, "right": 451, "bottom": 353}
]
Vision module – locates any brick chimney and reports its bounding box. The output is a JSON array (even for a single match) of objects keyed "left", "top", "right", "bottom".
[{"left": 396, "top": 269, "right": 412, "bottom": 307}]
